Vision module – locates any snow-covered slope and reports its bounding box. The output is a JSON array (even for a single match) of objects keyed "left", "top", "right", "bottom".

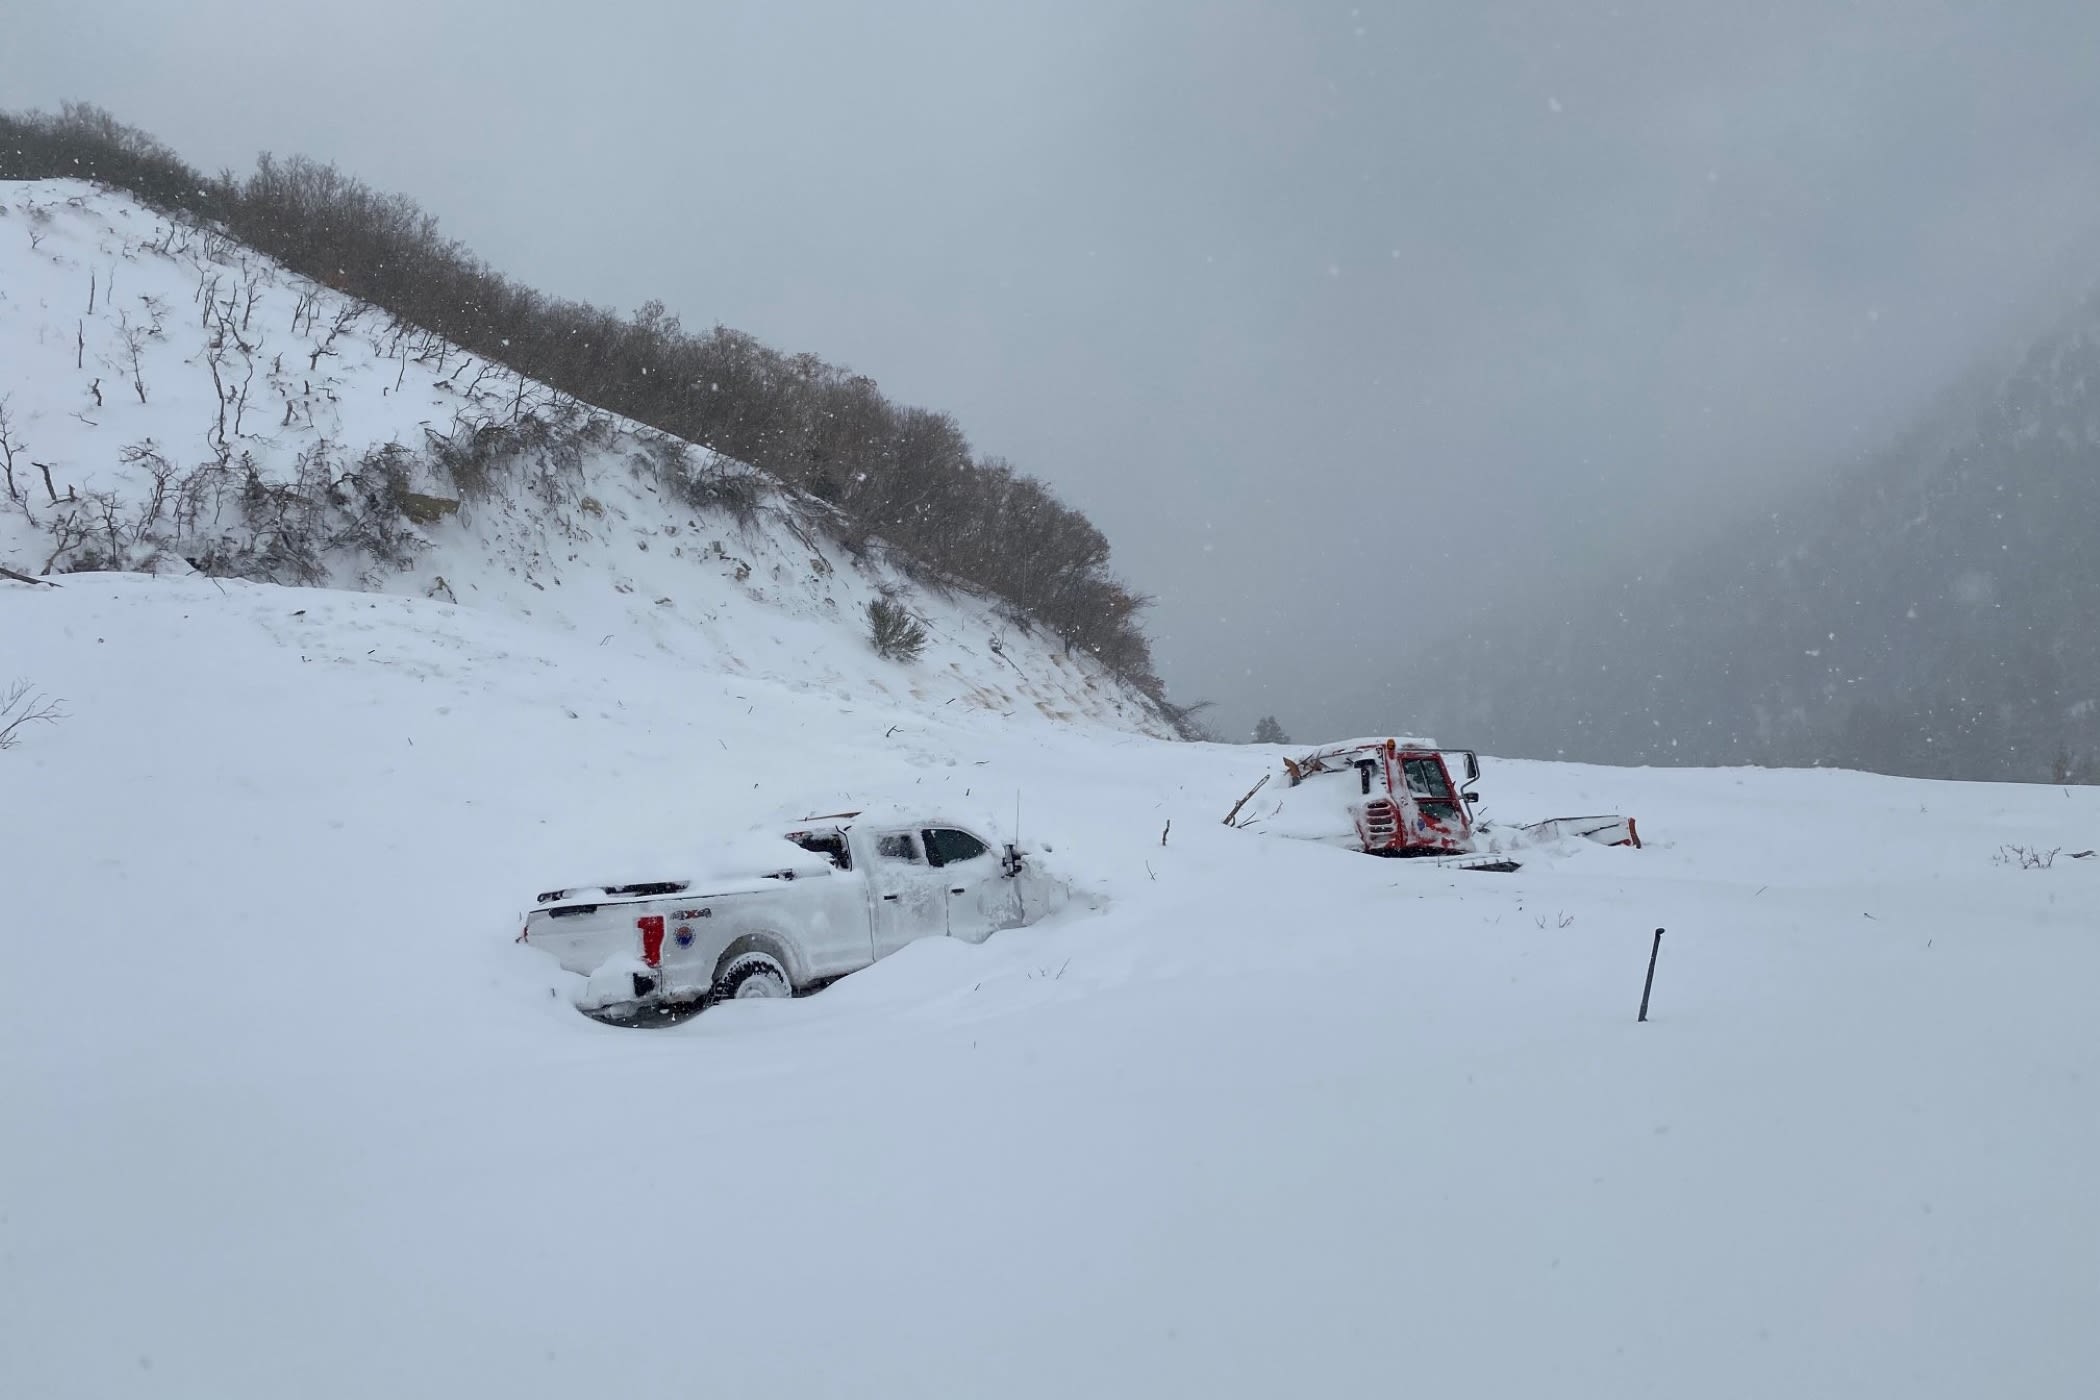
[
  {"left": 6, "top": 573, "right": 2097, "bottom": 1399},
  {"left": 0, "top": 179, "right": 1169, "bottom": 735}
]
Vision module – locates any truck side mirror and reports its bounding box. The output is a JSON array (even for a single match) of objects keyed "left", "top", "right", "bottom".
[{"left": 1002, "top": 844, "right": 1025, "bottom": 877}]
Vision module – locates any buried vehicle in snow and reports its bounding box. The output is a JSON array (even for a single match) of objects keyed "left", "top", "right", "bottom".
[
  {"left": 521, "top": 813, "right": 1065, "bottom": 1024},
  {"left": 1223, "top": 737, "right": 1639, "bottom": 871}
]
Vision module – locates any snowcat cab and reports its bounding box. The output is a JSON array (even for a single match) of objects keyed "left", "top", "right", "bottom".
[
  {"left": 1225, "top": 737, "right": 1484, "bottom": 858},
  {"left": 1290, "top": 739, "right": 1478, "bottom": 856}
]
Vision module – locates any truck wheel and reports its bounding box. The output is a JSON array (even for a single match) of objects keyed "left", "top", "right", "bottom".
[
  {"left": 714, "top": 951, "right": 792, "bottom": 1002},
  {"left": 582, "top": 997, "right": 709, "bottom": 1029}
]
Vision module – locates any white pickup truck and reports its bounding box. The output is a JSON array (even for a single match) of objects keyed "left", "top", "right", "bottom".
[{"left": 520, "top": 812, "right": 1061, "bottom": 1023}]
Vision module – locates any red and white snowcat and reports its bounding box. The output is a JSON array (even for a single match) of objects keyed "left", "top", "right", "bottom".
[{"left": 1222, "top": 737, "right": 1639, "bottom": 871}]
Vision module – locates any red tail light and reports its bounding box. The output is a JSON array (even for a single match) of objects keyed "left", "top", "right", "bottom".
[{"left": 636, "top": 914, "right": 666, "bottom": 967}]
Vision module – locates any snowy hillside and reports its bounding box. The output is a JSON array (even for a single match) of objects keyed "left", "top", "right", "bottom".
[
  {"left": 6, "top": 572, "right": 2098, "bottom": 1398},
  {"left": 0, "top": 179, "right": 1170, "bottom": 735}
]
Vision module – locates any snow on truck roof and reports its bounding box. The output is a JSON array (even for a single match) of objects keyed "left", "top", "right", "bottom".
[
  {"left": 540, "top": 826, "right": 837, "bottom": 897},
  {"left": 541, "top": 808, "right": 1017, "bottom": 899},
  {"left": 1296, "top": 736, "right": 1441, "bottom": 754},
  {"left": 792, "top": 803, "right": 1010, "bottom": 840}
]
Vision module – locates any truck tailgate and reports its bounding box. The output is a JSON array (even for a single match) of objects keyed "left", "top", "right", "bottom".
[{"left": 524, "top": 899, "right": 654, "bottom": 976}]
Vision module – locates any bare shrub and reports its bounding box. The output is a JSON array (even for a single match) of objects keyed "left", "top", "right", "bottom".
[
  {"left": 866, "top": 595, "right": 928, "bottom": 663},
  {"left": 332, "top": 443, "right": 427, "bottom": 566},
  {"left": 32, "top": 436, "right": 441, "bottom": 582},
  {"left": 1157, "top": 697, "right": 1218, "bottom": 742},
  {"left": 427, "top": 412, "right": 594, "bottom": 508},
  {"left": 641, "top": 439, "right": 768, "bottom": 528},
  {"left": 428, "top": 421, "right": 509, "bottom": 502},
  {"left": 0, "top": 680, "right": 65, "bottom": 752},
  {"left": 189, "top": 443, "right": 422, "bottom": 584}
]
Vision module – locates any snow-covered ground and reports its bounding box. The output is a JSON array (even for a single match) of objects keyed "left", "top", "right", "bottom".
[{"left": 5, "top": 571, "right": 2097, "bottom": 1398}]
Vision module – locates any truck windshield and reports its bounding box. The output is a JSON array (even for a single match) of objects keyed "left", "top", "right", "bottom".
[{"left": 1401, "top": 757, "right": 1452, "bottom": 799}]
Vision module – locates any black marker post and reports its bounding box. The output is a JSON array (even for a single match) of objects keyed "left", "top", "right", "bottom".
[{"left": 1637, "top": 927, "right": 1664, "bottom": 1023}]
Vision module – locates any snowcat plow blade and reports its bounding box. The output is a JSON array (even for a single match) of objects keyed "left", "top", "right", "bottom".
[
  {"left": 1430, "top": 853, "right": 1523, "bottom": 874},
  {"left": 1519, "top": 815, "right": 1641, "bottom": 849}
]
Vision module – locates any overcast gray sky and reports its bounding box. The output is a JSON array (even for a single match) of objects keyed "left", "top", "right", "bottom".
[{"left": 10, "top": 0, "right": 2100, "bottom": 738}]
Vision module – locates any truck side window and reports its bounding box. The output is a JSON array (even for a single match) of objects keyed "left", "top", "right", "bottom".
[
  {"left": 792, "top": 833, "right": 850, "bottom": 870},
  {"left": 876, "top": 832, "right": 922, "bottom": 863},
  {"left": 922, "top": 828, "right": 990, "bottom": 868}
]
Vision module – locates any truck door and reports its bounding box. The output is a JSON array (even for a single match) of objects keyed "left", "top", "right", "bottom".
[
  {"left": 922, "top": 827, "right": 1022, "bottom": 944},
  {"left": 869, "top": 830, "right": 950, "bottom": 958}
]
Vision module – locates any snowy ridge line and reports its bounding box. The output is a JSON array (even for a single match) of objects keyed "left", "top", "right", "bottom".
[{"left": 0, "top": 179, "right": 1171, "bottom": 735}]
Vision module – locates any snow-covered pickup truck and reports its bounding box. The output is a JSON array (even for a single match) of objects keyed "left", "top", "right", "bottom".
[{"left": 521, "top": 812, "right": 1062, "bottom": 1023}]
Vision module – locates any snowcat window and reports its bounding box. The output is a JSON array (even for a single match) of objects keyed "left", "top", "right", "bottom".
[
  {"left": 876, "top": 832, "right": 923, "bottom": 863},
  {"left": 1401, "top": 757, "right": 1452, "bottom": 799},
  {"left": 922, "top": 829, "right": 990, "bottom": 868},
  {"left": 792, "top": 833, "right": 851, "bottom": 870}
]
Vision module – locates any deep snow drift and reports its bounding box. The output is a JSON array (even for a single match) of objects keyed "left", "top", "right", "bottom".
[{"left": 5, "top": 572, "right": 2097, "bottom": 1399}]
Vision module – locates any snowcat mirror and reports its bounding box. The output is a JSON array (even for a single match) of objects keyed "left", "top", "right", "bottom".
[
  {"left": 1463, "top": 752, "right": 1480, "bottom": 782},
  {"left": 1464, "top": 792, "right": 1479, "bottom": 803}
]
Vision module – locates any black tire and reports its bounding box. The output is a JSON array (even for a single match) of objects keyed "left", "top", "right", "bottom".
[
  {"left": 580, "top": 996, "right": 710, "bottom": 1029},
  {"left": 713, "top": 951, "right": 793, "bottom": 1003}
]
